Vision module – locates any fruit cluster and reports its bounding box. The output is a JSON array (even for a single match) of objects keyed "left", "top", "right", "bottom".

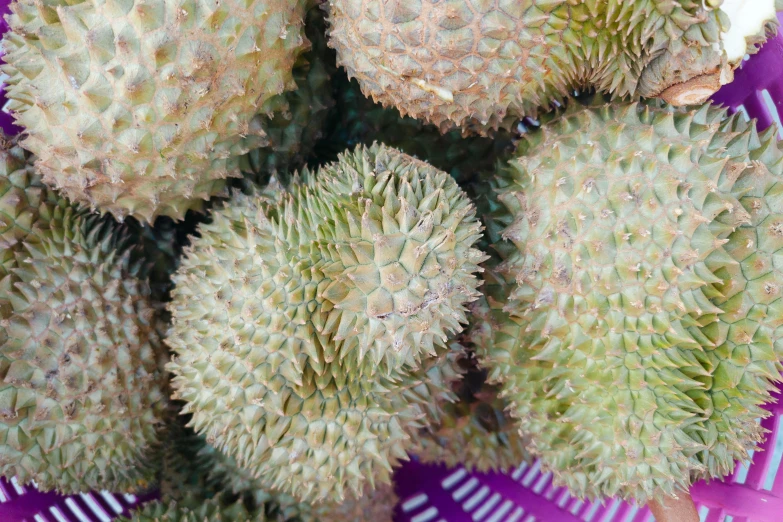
[{"left": 0, "top": 1, "right": 781, "bottom": 521}]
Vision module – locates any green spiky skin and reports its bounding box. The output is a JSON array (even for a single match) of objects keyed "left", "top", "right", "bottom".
[
  {"left": 0, "top": 134, "right": 53, "bottom": 337},
  {"left": 169, "top": 316, "right": 461, "bottom": 504},
  {"left": 120, "top": 217, "right": 182, "bottom": 305},
  {"left": 0, "top": 137, "right": 167, "bottom": 493},
  {"left": 299, "top": 145, "right": 488, "bottom": 372},
  {"left": 166, "top": 145, "right": 483, "bottom": 502},
  {"left": 316, "top": 73, "right": 515, "bottom": 185},
  {"left": 697, "top": 112, "right": 783, "bottom": 468},
  {"left": 413, "top": 346, "right": 528, "bottom": 473},
  {"left": 238, "top": 4, "right": 336, "bottom": 190},
  {"left": 477, "top": 97, "right": 783, "bottom": 503},
  {"left": 463, "top": 173, "right": 515, "bottom": 255},
  {"left": 1, "top": 0, "right": 309, "bottom": 223},
  {"left": 150, "top": 407, "right": 289, "bottom": 510},
  {"left": 121, "top": 496, "right": 265, "bottom": 522},
  {"left": 195, "top": 440, "right": 310, "bottom": 521},
  {"left": 168, "top": 144, "right": 486, "bottom": 379},
  {"left": 325, "top": 1, "right": 777, "bottom": 135}
]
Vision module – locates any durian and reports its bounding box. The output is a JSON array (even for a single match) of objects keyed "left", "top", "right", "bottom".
[
  {"left": 148, "top": 413, "right": 291, "bottom": 514},
  {"left": 120, "top": 496, "right": 264, "bottom": 522},
  {"left": 326, "top": 0, "right": 779, "bottom": 135},
  {"left": 1, "top": 0, "right": 309, "bottom": 223},
  {"left": 168, "top": 313, "right": 460, "bottom": 503},
  {"left": 0, "top": 134, "right": 167, "bottom": 493},
  {"left": 166, "top": 145, "right": 485, "bottom": 502},
  {"left": 477, "top": 96, "right": 783, "bottom": 503},
  {"left": 124, "top": 217, "right": 183, "bottom": 305}
]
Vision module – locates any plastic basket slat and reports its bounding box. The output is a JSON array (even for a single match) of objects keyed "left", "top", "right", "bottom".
[
  {"left": 691, "top": 481, "right": 783, "bottom": 521},
  {"left": 89, "top": 492, "right": 120, "bottom": 519},
  {"left": 773, "top": 426, "right": 783, "bottom": 497},
  {"left": 553, "top": 486, "right": 569, "bottom": 506},
  {"left": 703, "top": 510, "right": 725, "bottom": 522},
  {"left": 612, "top": 503, "right": 632, "bottom": 522},
  {"left": 0, "top": 479, "right": 155, "bottom": 522},
  {"left": 539, "top": 477, "right": 555, "bottom": 498},
  {"left": 601, "top": 501, "right": 620, "bottom": 522},
  {"left": 572, "top": 498, "right": 591, "bottom": 519},
  {"left": 397, "top": 460, "right": 590, "bottom": 522}
]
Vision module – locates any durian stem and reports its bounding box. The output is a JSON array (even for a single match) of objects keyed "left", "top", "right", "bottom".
[
  {"left": 648, "top": 491, "right": 699, "bottom": 522},
  {"left": 659, "top": 72, "right": 722, "bottom": 106}
]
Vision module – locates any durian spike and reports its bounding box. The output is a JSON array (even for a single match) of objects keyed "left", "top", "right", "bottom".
[{"left": 647, "top": 491, "right": 699, "bottom": 522}]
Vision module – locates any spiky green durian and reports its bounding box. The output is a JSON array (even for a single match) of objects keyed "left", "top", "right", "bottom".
[
  {"left": 476, "top": 97, "right": 783, "bottom": 503},
  {"left": 167, "top": 145, "right": 482, "bottom": 502},
  {"left": 239, "top": 3, "right": 336, "bottom": 190},
  {"left": 413, "top": 347, "right": 528, "bottom": 473},
  {"left": 0, "top": 136, "right": 167, "bottom": 493},
  {"left": 316, "top": 73, "right": 515, "bottom": 184},
  {"left": 121, "top": 496, "right": 264, "bottom": 522},
  {"left": 149, "top": 410, "right": 285, "bottom": 509},
  {"left": 123, "top": 217, "right": 183, "bottom": 305},
  {"left": 325, "top": 0, "right": 779, "bottom": 135},
  {"left": 1, "top": 0, "right": 309, "bottom": 223}
]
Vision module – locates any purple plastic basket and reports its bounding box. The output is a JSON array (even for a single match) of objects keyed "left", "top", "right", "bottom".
[
  {"left": 2, "top": 8, "right": 783, "bottom": 522},
  {"left": 0, "top": 479, "right": 156, "bottom": 522}
]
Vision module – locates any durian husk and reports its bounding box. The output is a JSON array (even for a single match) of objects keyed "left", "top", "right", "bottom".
[
  {"left": 197, "top": 441, "right": 398, "bottom": 522},
  {"left": 166, "top": 145, "right": 486, "bottom": 503},
  {"left": 0, "top": 132, "right": 168, "bottom": 494},
  {"left": 148, "top": 408, "right": 214, "bottom": 503},
  {"left": 306, "top": 482, "right": 398, "bottom": 522},
  {"left": 476, "top": 95, "right": 783, "bottom": 504},
  {"left": 1, "top": 0, "right": 310, "bottom": 223},
  {"left": 325, "top": 0, "right": 778, "bottom": 135}
]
